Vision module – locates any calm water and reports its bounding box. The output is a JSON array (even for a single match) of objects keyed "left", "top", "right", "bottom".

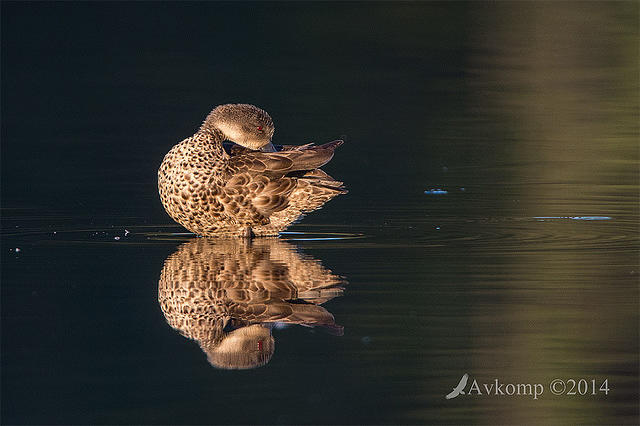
[{"left": 2, "top": 2, "right": 638, "bottom": 424}]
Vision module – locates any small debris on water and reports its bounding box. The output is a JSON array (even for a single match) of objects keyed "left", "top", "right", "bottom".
[
  {"left": 570, "top": 216, "right": 612, "bottom": 221},
  {"left": 435, "top": 226, "right": 441, "bottom": 230},
  {"left": 124, "top": 229, "right": 130, "bottom": 236},
  {"left": 14, "top": 248, "right": 21, "bottom": 252},
  {"left": 114, "top": 236, "right": 120, "bottom": 240},
  {"left": 459, "top": 187, "right": 466, "bottom": 192},
  {"left": 424, "top": 189, "right": 448, "bottom": 195},
  {"left": 361, "top": 336, "right": 372, "bottom": 345},
  {"left": 534, "top": 216, "right": 612, "bottom": 221}
]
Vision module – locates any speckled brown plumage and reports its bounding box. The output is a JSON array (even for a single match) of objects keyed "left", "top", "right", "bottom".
[
  {"left": 158, "top": 104, "right": 346, "bottom": 237},
  {"left": 158, "top": 238, "right": 345, "bottom": 369}
]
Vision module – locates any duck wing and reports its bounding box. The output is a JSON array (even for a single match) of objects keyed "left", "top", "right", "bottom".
[
  {"left": 227, "top": 140, "right": 343, "bottom": 178},
  {"left": 222, "top": 140, "right": 344, "bottom": 219},
  {"left": 225, "top": 141, "right": 319, "bottom": 156}
]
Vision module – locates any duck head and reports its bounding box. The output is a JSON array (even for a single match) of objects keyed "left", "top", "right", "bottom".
[{"left": 201, "top": 103, "right": 275, "bottom": 150}]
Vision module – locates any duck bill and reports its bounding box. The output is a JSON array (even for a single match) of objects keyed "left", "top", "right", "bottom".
[
  {"left": 260, "top": 142, "right": 277, "bottom": 152},
  {"left": 260, "top": 142, "right": 276, "bottom": 152}
]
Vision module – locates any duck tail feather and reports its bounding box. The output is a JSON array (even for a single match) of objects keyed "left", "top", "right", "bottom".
[{"left": 287, "top": 140, "right": 344, "bottom": 171}]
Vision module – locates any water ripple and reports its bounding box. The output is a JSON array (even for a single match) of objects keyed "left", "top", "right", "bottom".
[{"left": 1, "top": 225, "right": 365, "bottom": 246}]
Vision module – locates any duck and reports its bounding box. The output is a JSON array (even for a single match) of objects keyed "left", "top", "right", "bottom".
[
  {"left": 158, "top": 238, "right": 345, "bottom": 369},
  {"left": 158, "top": 103, "right": 346, "bottom": 237}
]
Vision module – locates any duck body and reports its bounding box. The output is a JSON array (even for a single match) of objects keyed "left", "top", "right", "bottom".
[{"left": 158, "top": 104, "right": 346, "bottom": 237}]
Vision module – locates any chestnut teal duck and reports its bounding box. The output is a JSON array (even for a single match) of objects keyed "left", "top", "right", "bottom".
[{"left": 158, "top": 104, "right": 346, "bottom": 237}]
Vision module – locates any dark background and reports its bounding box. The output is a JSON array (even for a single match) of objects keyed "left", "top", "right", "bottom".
[{"left": 2, "top": 1, "right": 477, "bottom": 221}]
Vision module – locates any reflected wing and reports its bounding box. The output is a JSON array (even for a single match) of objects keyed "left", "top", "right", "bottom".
[{"left": 158, "top": 238, "right": 346, "bottom": 343}]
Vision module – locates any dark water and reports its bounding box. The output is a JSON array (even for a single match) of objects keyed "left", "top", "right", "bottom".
[{"left": 2, "top": 2, "right": 638, "bottom": 424}]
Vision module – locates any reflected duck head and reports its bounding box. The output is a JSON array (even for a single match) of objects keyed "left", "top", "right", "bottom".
[
  {"left": 203, "top": 324, "right": 275, "bottom": 370},
  {"left": 201, "top": 103, "right": 275, "bottom": 150}
]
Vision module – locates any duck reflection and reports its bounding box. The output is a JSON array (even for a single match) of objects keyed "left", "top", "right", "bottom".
[{"left": 158, "top": 238, "right": 345, "bottom": 370}]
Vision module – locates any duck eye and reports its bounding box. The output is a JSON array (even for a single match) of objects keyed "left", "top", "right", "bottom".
[{"left": 257, "top": 126, "right": 263, "bottom": 132}]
